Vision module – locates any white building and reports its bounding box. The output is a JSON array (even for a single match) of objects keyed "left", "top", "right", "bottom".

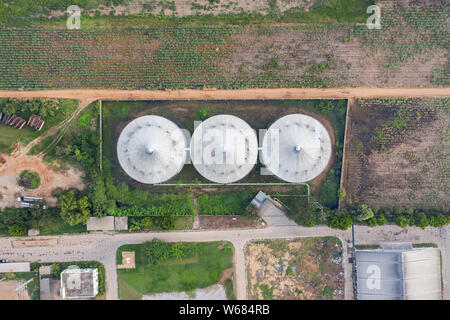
[{"left": 60, "top": 267, "right": 99, "bottom": 299}]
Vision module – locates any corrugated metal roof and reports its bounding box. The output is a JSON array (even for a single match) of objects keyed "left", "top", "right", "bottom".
[
  {"left": 355, "top": 246, "right": 442, "bottom": 300},
  {"left": 0, "top": 262, "right": 31, "bottom": 273}
]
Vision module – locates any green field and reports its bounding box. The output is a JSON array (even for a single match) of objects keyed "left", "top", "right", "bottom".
[
  {"left": 117, "top": 240, "right": 233, "bottom": 300},
  {"left": 0, "top": 0, "right": 374, "bottom": 28}
]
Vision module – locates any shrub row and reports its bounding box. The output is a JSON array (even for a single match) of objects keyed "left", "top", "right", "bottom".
[
  {"left": 327, "top": 205, "right": 450, "bottom": 231},
  {"left": 112, "top": 194, "right": 195, "bottom": 217}
]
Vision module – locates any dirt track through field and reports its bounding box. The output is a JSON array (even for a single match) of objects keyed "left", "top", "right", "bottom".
[{"left": 0, "top": 87, "right": 449, "bottom": 103}]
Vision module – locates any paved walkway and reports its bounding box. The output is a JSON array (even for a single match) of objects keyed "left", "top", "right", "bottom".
[{"left": 0, "top": 224, "right": 448, "bottom": 300}]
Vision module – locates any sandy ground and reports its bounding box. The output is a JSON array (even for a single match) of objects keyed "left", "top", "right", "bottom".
[
  {"left": 0, "top": 88, "right": 449, "bottom": 103},
  {"left": 0, "top": 280, "right": 31, "bottom": 300},
  {"left": 0, "top": 99, "right": 94, "bottom": 209},
  {"left": 142, "top": 283, "right": 227, "bottom": 300},
  {"left": 0, "top": 152, "right": 85, "bottom": 209}
]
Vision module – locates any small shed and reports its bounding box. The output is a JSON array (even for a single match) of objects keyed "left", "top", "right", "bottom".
[{"left": 250, "top": 191, "right": 267, "bottom": 208}]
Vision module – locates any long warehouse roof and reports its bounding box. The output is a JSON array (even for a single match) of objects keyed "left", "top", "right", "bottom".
[{"left": 355, "top": 243, "right": 441, "bottom": 300}]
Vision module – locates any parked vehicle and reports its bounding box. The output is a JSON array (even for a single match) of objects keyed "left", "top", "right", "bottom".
[
  {"left": 17, "top": 196, "right": 43, "bottom": 202},
  {"left": 0, "top": 259, "right": 8, "bottom": 263}
]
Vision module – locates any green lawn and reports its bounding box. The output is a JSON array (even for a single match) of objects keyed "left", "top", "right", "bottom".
[
  {"left": 117, "top": 241, "right": 233, "bottom": 300},
  {"left": 0, "top": 99, "right": 78, "bottom": 152},
  {"left": 0, "top": 124, "right": 39, "bottom": 151}
]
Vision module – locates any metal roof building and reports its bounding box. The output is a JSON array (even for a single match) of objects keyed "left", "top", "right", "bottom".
[
  {"left": 260, "top": 114, "right": 332, "bottom": 183},
  {"left": 355, "top": 243, "right": 442, "bottom": 300},
  {"left": 0, "top": 262, "right": 30, "bottom": 273},
  {"left": 117, "top": 115, "right": 187, "bottom": 184},
  {"left": 190, "top": 114, "right": 258, "bottom": 184}
]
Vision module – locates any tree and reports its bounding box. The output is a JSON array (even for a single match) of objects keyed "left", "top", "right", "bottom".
[
  {"left": 58, "top": 191, "right": 91, "bottom": 226},
  {"left": 431, "top": 214, "right": 448, "bottom": 228},
  {"left": 353, "top": 205, "right": 374, "bottom": 222},
  {"left": 377, "top": 214, "right": 387, "bottom": 226},
  {"left": 8, "top": 223, "right": 27, "bottom": 236},
  {"left": 414, "top": 212, "right": 429, "bottom": 230},
  {"left": 367, "top": 216, "right": 377, "bottom": 227},
  {"left": 171, "top": 242, "right": 186, "bottom": 260},
  {"left": 328, "top": 212, "right": 353, "bottom": 230},
  {"left": 90, "top": 177, "right": 108, "bottom": 217},
  {"left": 161, "top": 215, "right": 175, "bottom": 230},
  {"left": 395, "top": 216, "right": 409, "bottom": 228}
]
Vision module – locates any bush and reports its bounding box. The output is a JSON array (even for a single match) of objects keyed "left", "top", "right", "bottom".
[
  {"left": 429, "top": 214, "right": 448, "bottom": 228},
  {"left": 367, "top": 216, "right": 377, "bottom": 227},
  {"left": 414, "top": 212, "right": 429, "bottom": 230},
  {"left": 338, "top": 187, "right": 346, "bottom": 200},
  {"left": 377, "top": 214, "right": 387, "bottom": 226},
  {"left": 328, "top": 212, "right": 352, "bottom": 230},
  {"left": 57, "top": 190, "right": 91, "bottom": 226},
  {"left": 18, "top": 171, "right": 40, "bottom": 189},
  {"left": 8, "top": 223, "right": 27, "bottom": 236},
  {"left": 141, "top": 239, "right": 195, "bottom": 265},
  {"left": 395, "top": 216, "right": 410, "bottom": 228},
  {"left": 161, "top": 215, "right": 175, "bottom": 230},
  {"left": 353, "top": 205, "right": 374, "bottom": 222}
]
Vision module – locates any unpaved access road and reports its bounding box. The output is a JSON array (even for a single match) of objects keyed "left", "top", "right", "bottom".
[
  {"left": 0, "top": 87, "right": 449, "bottom": 102},
  {"left": 0, "top": 224, "right": 449, "bottom": 301}
]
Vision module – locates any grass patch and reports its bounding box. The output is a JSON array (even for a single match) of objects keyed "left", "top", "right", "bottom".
[
  {"left": 412, "top": 243, "right": 439, "bottom": 248},
  {"left": 198, "top": 192, "right": 255, "bottom": 215},
  {"left": 117, "top": 240, "right": 233, "bottom": 300},
  {"left": 225, "top": 278, "right": 235, "bottom": 300}
]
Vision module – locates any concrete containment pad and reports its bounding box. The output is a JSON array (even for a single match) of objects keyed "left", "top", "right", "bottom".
[{"left": 87, "top": 217, "right": 115, "bottom": 231}]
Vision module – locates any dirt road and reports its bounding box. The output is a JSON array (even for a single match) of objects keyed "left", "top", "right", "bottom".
[{"left": 0, "top": 87, "right": 449, "bottom": 102}]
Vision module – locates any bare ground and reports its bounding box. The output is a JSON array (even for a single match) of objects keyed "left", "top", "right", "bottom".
[
  {"left": 0, "top": 101, "right": 93, "bottom": 209},
  {"left": 343, "top": 98, "right": 450, "bottom": 208},
  {"left": 0, "top": 151, "right": 85, "bottom": 209},
  {"left": 1, "top": 88, "right": 449, "bottom": 102},
  {"left": 0, "top": 280, "right": 31, "bottom": 300},
  {"left": 246, "top": 238, "right": 344, "bottom": 300}
]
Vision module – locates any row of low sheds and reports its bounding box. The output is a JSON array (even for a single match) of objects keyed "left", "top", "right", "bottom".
[
  {"left": 0, "top": 112, "right": 45, "bottom": 131},
  {"left": 117, "top": 113, "right": 333, "bottom": 184}
]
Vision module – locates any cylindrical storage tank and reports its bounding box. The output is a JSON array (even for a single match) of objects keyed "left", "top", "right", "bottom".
[
  {"left": 261, "top": 114, "right": 332, "bottom": 183},
  {"left": 190, "top": 114, "right": 258, "bottom": 184},
  {"left": 117, "top": 115, "right": 187, "bottom": 184}
]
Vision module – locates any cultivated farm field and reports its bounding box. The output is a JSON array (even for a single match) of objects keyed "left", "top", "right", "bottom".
[
  {"left": 0, "top": 2, "right": 447, "bottom": 90},
  {"left": 343, "top": 97, "right": 450, "bottom": 209}
]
